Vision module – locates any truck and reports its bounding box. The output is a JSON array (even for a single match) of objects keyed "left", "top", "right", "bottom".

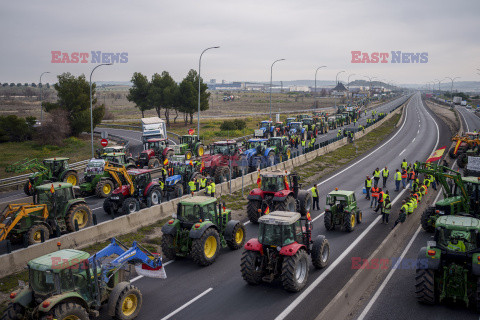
[
  {"left": 141, "top": 117, "right": 167, "bottom": 144},
  {"left": 453, "top": 96, "right": 462, "bottom": 105},
  {"left": 461, "top": 100, "right": 467, "bottom": 106}
]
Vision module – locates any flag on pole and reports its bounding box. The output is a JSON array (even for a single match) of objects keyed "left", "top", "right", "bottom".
[
  {"left": 256, "top": 171, "right": 261, "bottom": 188},
  {"left": 453, "top": 140, "right": 462, "bottom": 156},
  {"left": 188, "top": 129, "right": 195, "bottom": 135},
  {"left": 264, "top": 205, "right": 270, "bottom": 215},
  {"left": 163, "top": 158, "right": 169, "bottom": 166},
  {"left": 200, "top": 161, "right": 205, "bottom": 173},
  {"left": 50, "top": 184, "right": 55, "bottom": 193},
  {"left": 426, "top": 146, "right": 446, "bottom": 163}
]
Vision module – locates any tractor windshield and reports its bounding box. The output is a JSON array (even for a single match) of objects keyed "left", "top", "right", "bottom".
[
  {"left": 178, "top": 204, "right": 200, "bottom": 221},
  {"left": 103, "top": 155, "right": 124, "bottom": 165},
  {"left": 247, "top": 140, "right": 265, "bottom": 150},
  {"left": 260, "top": 122, "right": 271, "bottom": 129},
  {"left": 268, "top": 139, "right": 282, "bottom": 148},
  {"left": 212, "top": 144, "right": 232, "bottom": 155},
  {"left": 303, "top": 119, "right": 313, "bottom": 125},
  {"left": 180, "top": 136, "right": 194, "bottom": 144},
  {"left": 30, "top": 269, "right": 56, "bottom": 295},
  {"left": 258, "top": 223, "right": 295, "bottom": 246},
  {"left": 326, "top": 195, "right": 348, "bottom": 208},
  {"left": 436, "top": 229, "right": 477, "bottom": 252},
  {"left": 261, "top": 176, "right": 285, "bottom": 192},
  {"left": 147, "top": 140, "right": 166, "bottom": 149},
  {"left": 290, "top": 123, "right": 301, "bottom": 130}
]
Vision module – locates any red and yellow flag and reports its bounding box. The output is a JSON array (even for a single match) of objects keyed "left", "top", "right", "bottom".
[
  {"left": 264, "top": 205, "right": 270, "bottom": 215},
  {"left": 284, "top": 176, "right": 289, "bottom": 190},
  {"left": 189, "top": 160, "right": 193, "bottom": 166},
  {"left": 188, "top": 129, "right": 195, "bottom": 135},
  {"left": 426, "top": 146, "right": 446, "bottom": 163},
  {"left": 453, "top": 140, "right": 462, "bottom": 156},
  {"left": 50, "top": 184, "right": 55, "bottom": 194},
  {"left": 163, "top": 158, "right": 169, "bottom": 166},
  {"left": 306, "top": 212, "right": 311, "bottom": 221},
  {"left": 200, "top": 161, "right": 205, "bottom": 173},
  {"left": 257, "top": 171, "right": 261, "bottom": 188}
]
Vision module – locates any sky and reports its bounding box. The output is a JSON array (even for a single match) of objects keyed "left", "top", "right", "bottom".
[{"left": 1, "top": 0, "right": 480, "bottom": 85}]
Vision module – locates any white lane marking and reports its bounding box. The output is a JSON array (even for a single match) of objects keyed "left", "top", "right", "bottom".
[
  {"left": 244, "top": 221, "right": 250, "bottom": 225},
  {"left": 412, "top": 138, "right": 416, "bottom": 143},
  {"left": 275, "top": 94, "right": 439, "bottom": 320},
  {"left": 92, "top": 207, "right": 103, "bottom": 211},
  {"left": 417, "top": 129, "right": 419, "bottom": 134},
  {"left": 160, "top": 287, "right": 213, "bottom": 320},
  {"left": 398, "top": 149, "right": 406, "bottom": 156},
  {"left": 131, "top": 260, "right": 174, "bottom": 283},
  {"left": 312, "top": 211, "right": 325, "bottom": 222}
]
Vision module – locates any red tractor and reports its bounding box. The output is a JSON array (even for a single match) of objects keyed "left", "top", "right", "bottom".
[
  {"left": 241, "top": 211, "right": 330, "bottom": 292},
  {"left": 137, "top": 138, "right": 174, "bottom": 168},
  {"left": 202, "top": 140, "right": 244, "bottom": 183},
  {"left": 246, "top": 170, "right": 312, "bottom": 223}
]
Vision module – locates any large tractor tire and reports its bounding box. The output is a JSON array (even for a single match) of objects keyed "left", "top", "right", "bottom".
[
  {"left": 357, "top": 210, "right": 363, "bottom": 224},
  {"left": 421, "top": 207, "right": 436, "bottom": 233},
  {"left": 96, "top": 179, "right": 115, "bottom": 198},
  {"left": 307, "top": 131, "right": 313, "bottom": 140},
  {"left": 247, "top": 200, "right": 262, "bottom": 223},
  {"left": 297, "top": 190, "right": 313, "bottom": 215},
  {"left": 160, "top": 234, "right": 177, "bottom": 261},
  {"left": 311, "top": 236, "right": 330, "bottom": 269},
  {"left": 63, "top": 171, "right": 79, "bottom": 186},
  {"left": 23, "top": 181, "right": 33, "bottom": 196},
  {"left": 267, "top": 151, "right": 276, "bottom": 166},
  {"left": 214, "top": 166, "right": 230, "bottom": 183},
  {"left": 66, "top": 203, "right": 93, "bottom": 232},
  {"left": 344, "top": 212, "right": 356, "bottom": 232},
  {"left": 122, "top": 198, "right": 140, "bottom": 215},
  {"left": 226, "top": 222, "right": 246, "bottom": 250},
  {"left": 457, "top": 153, "right": 467, "bottom": 168},
  {"left": 185, "top": 151, "right": 193, "bottom": 161},
  {"left": 281, "top": 249, "right": 309, "bottom": 292},
  {"left": 26, "top": 224, "right": 50, "bottom": 245},
  {"left": 275, "top": 195, "right": 296, "bottom": 212},
  {"left": 113, "top": 284, "right": 143, "bottom": 320},
  {"left": 146, "top": 187, "right": 162, "bottom": 207},
  {"left": 415, "top": 268, "right": 435, "bottom": 305},
  {"left": 448, "top": 148, "right": 458, "bottom": 159},
  {"left": 43, "top": 302, "right": 89, "bottom": 320},
  {"left": 196, "top": 144, "right": 205, "bottom": 157},
  {"left": 324, "top": 211, "right": 334, "bottom": 230},
  {"left": 191, "top": 228, "right": 220, "bottom": 266},
  {"left": 173, "top": 183, "right": 184, "bottom": 198},
  {"left": 103, "top": 198, "right": 117, "bottom": 215},
  {"left": 241, "top": 250, "right": 263, "bottom": 285},
  {"left": 2, "top": 303, "right": 25, "bottom": 320},
  {"left": 148, "top": 158, "right": 160, "bottom": 169}
]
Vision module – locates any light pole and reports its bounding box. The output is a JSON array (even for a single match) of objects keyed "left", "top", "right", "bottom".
[
  {"left": 269, "top": 59, "right": 285, "bottom": 120},
  {"left": 314, "top": 65, "right": 327, "bottom": 107},
  {"left": 334, "top": 70, "right": 345, "bottom": 109},
  {"left": 445, "top": 76, "right": 460, "bottom": 105},
  {"left": 347, "top": 73, "right": 356, "bottom": 104},
  {"left": 198, "top": 46, "right": 220, "bottom": 136},
  {"left": 39, "top": 71, "right": 51, "bottom": 123},
  {"left": 90, "top": 63, "right": 112, "bottom": 158}
]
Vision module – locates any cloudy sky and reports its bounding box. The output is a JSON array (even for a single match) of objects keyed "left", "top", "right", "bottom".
[{"left": 2, "top": 0, "right": 479, "bottom": 85}]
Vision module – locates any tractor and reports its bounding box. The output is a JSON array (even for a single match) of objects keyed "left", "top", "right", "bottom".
[
  {"left": 136, "top": 138, "right": 173, "bottom": 169},
  {"left": 273, "top": 122, "right": 286, "bottom": 136},
  {"left": 96, "top": 145, "right": 129, "bottom": 158},
  {"left": 313, "top": 116, "right": 329, "bottom": 134},
  {"left": 288, "top": 122, "right": 307, "bottom": 141},
  {"left": 254, "top": 120, "right": 275, "bottom": 138},
  {"left": 6, "top": 158, "right": 79, "bottom": 196},
  {"left": 101, "top": 152, "right": 136, "bottom": 169},
  {"left": 267, "top": 137, "right": 292, "bottom": 163},
  {"left": 285, "top": 117, "right": 296, "bottom": 131},
  {"left": 103, "top": 168, "right": 163, "bottom": 216},
  {"left": 457, "top": 147, "right": 480, "bottom": 169},
  {"left": 301, "top": 118, "right": 318, "bottom": 139},
  {"left": 241, "top": 211, "right": 330, "bottom": 292},
  {"left": 161, "top": 196, "right": 246, "bottom": 266},
  {"left": 163, "top": 162, "right": 201, "bottom": 199},
  {"left": 449, "top": 132, "right": 480, "bottom": 159},
  {"left": 202, "top": 140, "right": 243, "bottom": 183},
  {"left": 239, "top": 138, "right": 270, "bottom": 172},
  {"left": 4, "top": 238, "right": 165, "bottom": 320},
  {"left": 415, "top": 215, "right": 480, "bottom": 310},
  {"left": 324, "top": 189, "right": 362, "bottom": 232},
  {"left": 0, "top": 183, "right": 92, "bottom": 245},
  {"left": 246, "top": 170, "right": 312, "bottom": 223},
  {"left": 172, "top": 134, "right": 205, "bottom": 160},
  {"left": 296, "top": 114, "right": 310, "bottom": 122},
  {"left": 327, "top": 116, "right": 338, "bottom": 130}
]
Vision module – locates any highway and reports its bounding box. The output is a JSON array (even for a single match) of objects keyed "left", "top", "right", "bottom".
[
  {"left": 94, "top": 93, "right": 451, "bottom": 320},
  {"left": 356, "top": 104, "right": 480, "bottom": 320}
]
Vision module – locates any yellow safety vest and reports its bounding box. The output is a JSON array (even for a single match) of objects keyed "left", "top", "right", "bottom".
[
  {"left": 373, "top": 170, "right": 380, "bottom": 178},
  {"left": 382, "top": 170, "right": 389, "bottom": 177},
  {"left": 206, "top": 185, "right": 212, "bottom": 195},
  {"left": 401, "top": 162, "right": 407, "bottom": 169},
  {"left": 365, "top": 179, "right": 372, "bottom": 187},
  {"left": 200, "top": 178, "right": 207, "bottom": 188},
  {"left": 384, "top": 202, "right": 391, "bottom": 214},
  {"left": 211, "top": 182, "right": 216, "bottom": 193},
  {"left": 407, "top": 202, "right": 414, "bottom": 214},
  {"left": 394, "top": 172, "right": 401, "bottom": 181},
  {"left": 311, "top": 186, "right": 318, "bottom": 197},
  {"left": 188, "top": 181, "right": 196, "bottom": 192},
  {"left": 401, "top": 204, "right": 409, "bottom": 213}
]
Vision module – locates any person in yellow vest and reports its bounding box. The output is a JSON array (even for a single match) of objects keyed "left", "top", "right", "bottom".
[
  {"left": 199, "top": 176, "right": 207, "bottom": 189},
  {"left": 210, "top": 180, "right": 216, "bottom": 197},
  {"left": 373, "top": 168, "right": 380, "bottom": 187},
  {"left": 205, "top": 183, "right": 212, "bottom": 196},
  {"left": 188, "top": 178, "right": 197, "bottom": 195},
  {"left": 382, "top": 166, "right": 389, "bottom": 188},
  {"left": 394, "top": 169, "right": 402, "bottom": 192},
  {"left": 407, "top": 199, "right": 414, "bottom": 215},
  {"left": 382, "top": 198, "right": 391, "bottom": 224},
  {"left": 447, "top": 231, "right": 467, "bottom": 252},
  {"left": 401, "top": 159, "right": 408, "bottom": 170},
  {"left": 311, "top": 184, "right": 319, "bottom": 210},
  {"left": 365, "top": 176, "right": 372, "bottom": 200},
  {"left": 301, "top": 139, "right": 306, "bottom": 153},
  {"left": 394, "top": 200, "right": 409, "bottom": 227}
]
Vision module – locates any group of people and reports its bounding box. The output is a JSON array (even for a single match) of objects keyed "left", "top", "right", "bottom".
[{"left": 188, "top": 176, "right": 216, "bottom": 197}]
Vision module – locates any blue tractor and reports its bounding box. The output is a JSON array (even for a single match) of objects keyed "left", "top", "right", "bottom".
[
  {"left": 240, "top": 138, "right": 277, "bottom": 172},
  {"left": 164, "top": 161, "right": 201, "bottom": 198},
  {"left": 288, "top": 121, "right": 307, "bottom": 141},
  {"left": 254, "top": 120, "right": 275, "bottom": 138}
]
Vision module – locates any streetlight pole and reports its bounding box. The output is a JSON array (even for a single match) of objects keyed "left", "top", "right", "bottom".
[
  {"left": 90, "top": 63, "right": 112, "bottom": 158},
  {"left": 269, "top": 59, "right": 285, "bottom": 120},
  {"left": 314, "top": 65, "right": 326, "bottom": 107},
  {"left": 198, "top": 46, "right": 220, "bottom": 137},
  {"left": 334, "top": 70, "right": 345, "bottom": 109},
  {"left": 39, "top": 71, "right": 51, "bottom": 123},
  {"left": 347, "top": 73, "right": 356, "bottom": 105},
  {"left": 445, "top": 76, "right": 460, "bottom": 106}
]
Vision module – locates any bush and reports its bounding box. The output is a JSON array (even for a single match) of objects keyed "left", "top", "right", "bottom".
[
  {"left": 0, "top": 115, "right": 35, "bottom": 143},
  {"left": 220, "top": 119, "right": 246, "bottom": 131},
  {"left": 35, "top": 109, "right": 70, "bottom": 146}
]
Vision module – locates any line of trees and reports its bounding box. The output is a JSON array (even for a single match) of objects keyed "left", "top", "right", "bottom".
[
  {"left": 127, "top": 70, "right": 209, "bottom": 125},
  {"left": 1, "top": 83, "right": 50, "bottom": 88}
]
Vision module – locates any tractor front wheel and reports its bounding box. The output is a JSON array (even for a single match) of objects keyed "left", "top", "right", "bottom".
[
  {"left": 311, "top": 236, "right": 330, "bottom": 269},
  {"left": 146, "top": 187, "right": 162, "bottom": 207},
  {"left": 247, "top": 200, "right": 262, "bottom": 224},
  {"left": 191, "top": 228, "right": 220, "bottom": 266},
  {"left": 241, "top": 250, "right": 263, "bottom": 285},
  {"left": 23, "top": 181, "right": 33, "bottom": 196},
  {"left": 344, "top": 212, "right": 356, "bottom": 232},
  {"left": 160, "top": 234, "right": 177, "bottom": 261},
  {"left": 281, "top": 249, "right": 309, "bottom": 292},
  {"left": 357, "top": 210, "right": 363, "bottom": 224},
  {"left": 66, "top": 203, "right": 93, "bottom": 232},
  {"left": 148, "top": 158, "right": 160, "bottom": 169},
  {"left": 421, "top": 207, "right": 436, "bottom": 233},
  {"left": 2, "top": 303, "right": 25, "bottom": 320},
  {"left": 415, "top": 268, "right": 435, "bottom": 305},
  {"left": 227, "top": 223, "right": 246, "bottom": 250},
  {"left": 26, "top": 224, "right": 50, "bottom": 245},
  {"left": 63, "top": 171, "right": 79, "bottom": 186},
  {"left": 122, "top": 198, "right": 140, "bottom": 215},
  {"left": 214, "top": 167, "right": 230, "bottom": 183},
  {"left": 324, "top": 211, "right": 334, "bottom": 231},
  {"left": 96, "top": 179, "right": 115, "bottom": 198},
  {"left": 103, "top": 198, "right": 117, "bottom": 215},
  {"left": 43, "top": 302, "right": 89, "bottom": 320},
  {"left": 113, "top": 284, "right": 142, "bottom": 320},
  {"left": 173, "top": 183, "right": 184, "bottom": 198}
]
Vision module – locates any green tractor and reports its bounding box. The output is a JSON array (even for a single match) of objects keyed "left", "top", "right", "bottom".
[
  {"left": 101, "top": 152, "right": 136, "bottom": 169},
  {"left": 96, "top": 145, "right": 128, "bottom": 158},
  {"left": 313, "top": 116, "right": 329, "bottom": 134},
  {"left": 161, "top": 196, "right": 246, "bottom": 266},
  {"left": 416, "top": 215, "right": 480, "bottom": 310},
  {"left": 172, "top": 135, "right": 205, "bottom": 160},
  {"left": 324, "top": 189, "right": 362, "bottom": 232},
  {"left": 4, "top": 238, "right": 166, "bottom": 320},
  {"left": 6, "top": 158, "right": 79, "bottom": 196},
  {"left": 0, "top": 183, "right": 92, "bottom": 245},
  {"left": 267, "top": 137, "right": 292, "bottom": 162}
]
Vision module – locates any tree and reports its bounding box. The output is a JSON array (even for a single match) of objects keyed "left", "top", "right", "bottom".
[
  {"left": 46, "top": 83, "right": 50, "bottom": 88},
  {"left": 127, "top": 72, "right": 152, "bottom": 117},
  {"left": 16, "top": 83, "right": 22, "bottom": 87},
  {"left": 43, "top": 72, "right": 104, "bottom": 136},
  {"left": 178, "top": 69, "right": 210, "bottom": 124},
  {"left": 0, "top": 115, "right": 35, "bottom": 143},
  {"left": 24, "top": 83, "right": 29, "bottom": 87},
  {"left": 2, "top": 83, "right": 7, "bottom": 87},
  {"left": 148, "top": 71, "right": 178, "bottom": 124},
  {"left": 9, "top": 83, "right": 15, "bottom": 87},
  {"left": 31, "top": 83, "right": 37, "bottom": 87}
]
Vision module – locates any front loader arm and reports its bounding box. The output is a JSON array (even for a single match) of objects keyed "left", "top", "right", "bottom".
[{"left": 104, "top": 162, "right": 135, "bottom": 195}]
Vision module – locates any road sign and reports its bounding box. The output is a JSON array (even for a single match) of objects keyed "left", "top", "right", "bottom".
[
  {"left": 101, "top": 139, "right": 108, "bottom": 147},
  {"left": 101, "top": 131, "right": 108, "bottom": 139}
]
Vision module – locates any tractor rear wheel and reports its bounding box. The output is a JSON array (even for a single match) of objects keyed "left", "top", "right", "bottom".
[
  {"left": 421, "top": 207, "right": 435, "bottom": 233},
  {"left": 415, "top": 268, "right": 435, "bottom": 304},
  {"left": 185, "top": 151, "right": 193, "bottom": 161},
  {"left": 457, "top": 153, "right": 467, "bottom": 168},
  {"left": 113, "top": 284, "right": 142, "bottom": 320},
  {"left": 226, "top": 222, "right": 246, "bottom": 250},
  {"left": 2, "top": 303, "right": 25, "bottom": 320},
  {"left": 196, "top": 144, "right": 205, "bottom": 157},
  {"left": 63, "top": 171, "right": 79, "bottom": 186},
  {"left": 344, "top": 212, "right": 356, "bottom": 232},
  {"left": 214, "top": 166, "right": 230, "bottom": 183},
  {"left": 241, "top": 250, "right": 263, "bottom": 285},
  {"left": 298, "top": 191, "right": 313, "bottom": 215},
  {"left": 173, "top": 183, "right": 184, "bottom": 198},
  {"left": 281, "top": 249, "right": 309, "bottom": 292},
  {"left": 66, "top": 203, "right": 93, "bottom": 232},
  {"left": 247, "top": 200, "right": 262, "bottom": 224},
  {"left": 448, "top": 148, "right": 457, "bottom": 159},
  {"left": 43, "top": 302, "right": 89, "bottom": 320},
  {"left": 146, "top": 187, "right": 162, "bottom": 207},
  {"left": 275, "top": 196, "right": 296, "bottom": 212},
  {"left": 191, "top": 228, "right": 220, "bottom": 266},
  {"left": 160, "top": 234, "right": 177, "bottom": 261},
  {"left": 148, "top": 158, "right": 160, "bottom": 169},
  {"left": 96, "top": 179, "right": 115, "bottom": 198},
  {"left": 324, "top": 211, "right": 334, "bottom": 230},
  {"left": 357, "top": 210, "right": 363, "bottom": 224},
  {"left": 23, "top": 181, "right": 32, "bottom": 196},
  {"left": 311, "top": 236, "right": 330, "bottom": 269},
  {"left": 103, "top": 198, "right": 117, "bottom": 215},
  {"left": 26, "top": 224, "right": 49, "bottom": 245},
  {"left": 122, "top": 198, "right": 140, "bottom": 215}
]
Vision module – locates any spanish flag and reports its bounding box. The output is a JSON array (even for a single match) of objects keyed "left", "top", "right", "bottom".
[
  {"left": 264, "top": 205, "right": 270, "bottom": 215},
  {"left": 50, "top": 184, "right": 55, "bottom": 194},
  {"left": 306, "top": 212, "right": 311, "bottom": 221},
  {"left": 163, "top": 158, "right": 169, "bottom": 166},
  {"left": 200, "top": 161, "right": 205, "bottom": 173},
  {"left": 452, "top": 140, "right": 462, "bottom": 156},
  {"left": 284, "top": 176, "right": 289, "bottom": 190},
  {"left": 189, "top": 160, "right": 193, "bottom": 166},
  {"left": 426, "top": 146, "right": 446, "bottom": 163},
  {"left": 257, "top": 171, "right": 261, "bottom": 188}
]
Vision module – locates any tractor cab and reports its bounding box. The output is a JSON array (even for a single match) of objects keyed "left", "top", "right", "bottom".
[
  {"left": 34, "top": 183, "right": 76, "bottom": 212},
  {"left": 102, "top": 153, "right": 127, "bottom": 165},
  {"left": 302, "top": 118, "right": 314, "bottom": 126},
  {"left": 176, "top": 196, "right": 221, "bottom": 225},
  {"left": 466, "top": 132, "right": 480, "bottom": 140},
  {"left": 433, "top": 215, "right": 480, "bottom": 252},
  {"left": 145, "top": 138, "right": 168, "bottom": 151},
  {"left": 258, "top": 211, "right": 303, "bottom": 247},
  {"left": 326, "top": 190, "right": 356, "bottom": 213},
  {"left": 259, "top": 120, "right": 273, "bottom": 129},
  {"left": 286, "top": 118, "right": 296, "bottom": 126},
  {"left": 324, "top": 190, "right": 361, "bottom": 232},
  {"left": 296, "top": 114, "right": 310, "bottom": 121},
  {"left": 180, "top": 135, "right": 199, "bottom": 145},
  {"left": 268, "top": 137, "right": 288, "bottom": 148},
  {"left": 43, "top": 158, "right": 69, "bottom": 176},
  {"left": 245, "top": 138, "right": 268, "bottom": 153},
  {"left": 100, "top": 146, "right": 127, "bottom": 156},
  {"left": 260, "top": 171, "right": 293, "bottom": 193},
  {"left": 289, "top": 122, "right": 302, "bottom": 132},
  {"left": 129, "top": 170, "right": 152, "bottom": 191},
  {"left": 211, "top": 140, "right": 238, "bottom": 156}
]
